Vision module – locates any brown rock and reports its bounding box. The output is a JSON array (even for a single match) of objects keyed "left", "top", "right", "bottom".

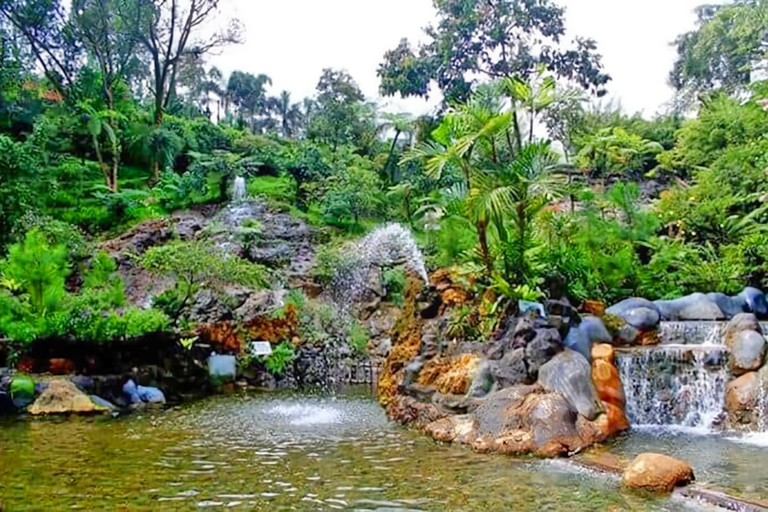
[
  {"left": 494, "top": 430, "right": 535, "bottom": 455},
  {"left": 28, "top": 380, "right": 100, "bottom": 415},
  {"left": 623, "top": 453, "right": 694, "bottom": 492},
  {"left": 592, "top": 358, "right": 625, "bottom": 408},
  {"left": 577, "top": 402, "right": 630, "bottom": 444},
  {"left": 424, "top": 417, "right": 457, "bottom": 442},
  {"left": 581, "top": 300, "right": 606, "bottom": 317},
  {"left": 591, "top": 343, "right": 614, "bottom": 363}
]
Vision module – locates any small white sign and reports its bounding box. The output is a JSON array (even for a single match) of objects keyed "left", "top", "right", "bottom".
[{"left": 250, "top": 341, "right": 273, "bottom": 356}]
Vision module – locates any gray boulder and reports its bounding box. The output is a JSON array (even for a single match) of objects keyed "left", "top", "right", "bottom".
[
  {"left": 654, "top": 293, "right": 725, "bottom": 321},
  {"left": 563, "top": 316, "right": 611, "bottom": 360},
  {"left": 731, "top": 330, "right": 767, "bottom": 375},
  {"left": 524, "top": 328, "right": 562, "bottom": 379},
  {"left": 725, "top": 313, "right": 761, "bottom": 349},
  {"left": 607, "top": 298, "right": 661, "bottom": 317},
  {"left": 467, "top": 361, "right": 496, "bottom": 398},
  {"left": 538, "top": 349, "right": 602, "bottom": 420},
  {"left": 490, "top": 349, "right": 529, "bottom": 389},
  {"left": 620, "top": 307, "right": 660, "bottom": 330}
]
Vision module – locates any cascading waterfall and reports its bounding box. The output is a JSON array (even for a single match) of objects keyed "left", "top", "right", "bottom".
[
  {"left": 617, "top": 345, "right": 729, "bottom": 430},
  {"left": 232, "top": 176, "right": 246, "bottom": 202}
]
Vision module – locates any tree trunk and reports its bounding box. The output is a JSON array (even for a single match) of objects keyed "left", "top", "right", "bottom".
[
  {"left": 477, "top": 219, "right": 493, "bottom": 278},
  {"left": 384, "top": 130, "right": 401, "bottom": 183}
]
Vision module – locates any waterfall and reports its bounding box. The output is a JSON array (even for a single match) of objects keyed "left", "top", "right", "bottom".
[
  {"left": 330, "top": 223, "right": 428, "bottom": 308},
  {"left": 617, "top": 346, "right": 729, "bottom": 431},
  {"left": 232, "top": 176, "right": 246, "bottom": 202}
]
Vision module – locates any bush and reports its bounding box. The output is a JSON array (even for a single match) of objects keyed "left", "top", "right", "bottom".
[{"left": 260, "top": 341, "right": 297, "bottom": 376}]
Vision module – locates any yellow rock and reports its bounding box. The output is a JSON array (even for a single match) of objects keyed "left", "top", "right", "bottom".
[
  {"left": 623, "top": 453, "right": 694, "bottom": 492},
  {"left": 28, "top": 380, "right": 100, "bottom": 415}
]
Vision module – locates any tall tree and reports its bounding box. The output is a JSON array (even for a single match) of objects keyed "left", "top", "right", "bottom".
[
  {"left": 225, "top": 71, "right": 272, "bottom": 130},
  {"left": 378, "top": 0, "right": 610, "bottom": 104},
  {"left": 671, "top": 0, "right": 768, "bottom": 102},
  {"left": 119, "top": 0, "right": 242, "bottom": 125},
  {"left": 0, "top": 0, "right": 80, "bottom": 95}
]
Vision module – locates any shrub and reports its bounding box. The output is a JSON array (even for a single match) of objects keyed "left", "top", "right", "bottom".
[{"left": 260, "top": 341, "right": 297, "bottom": 376}]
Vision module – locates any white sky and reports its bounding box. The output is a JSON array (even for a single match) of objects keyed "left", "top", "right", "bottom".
[{"left": 215, "top": 0, "right": 714, "bottom": 118}]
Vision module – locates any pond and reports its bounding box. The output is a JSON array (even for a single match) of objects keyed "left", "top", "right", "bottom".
[{"left": 0, "top": 389, "right": 757, "bottom": 511}]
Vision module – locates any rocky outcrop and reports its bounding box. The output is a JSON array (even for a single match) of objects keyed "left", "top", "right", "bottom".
[
  {"left": 28, "top": 380, "right": 103, "bottom": 415},
  {"left": 622, "top": 453, "right": 694, "bottom": 492},
  {"left": 725, "top": 366, "right": 768, "bottom": 428},
  {"left": 655, "top": 293, "right": 726, "bottom": 321}
]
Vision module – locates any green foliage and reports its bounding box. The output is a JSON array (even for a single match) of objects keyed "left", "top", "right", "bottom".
[
  {"left": 575, "top": 127, "right": 663, "bottom": 177},
  {"left": 141, "top": 240, "right": 269, "bottom": 322},
  {"left": 260, "top": 341, "right": 297, "bottom": 376},
  {"left": 346, "top": 321, "right": 370, "bottom": 353},
  {"left": 382, "top": 268, "right": 406, "bottom": 306}
]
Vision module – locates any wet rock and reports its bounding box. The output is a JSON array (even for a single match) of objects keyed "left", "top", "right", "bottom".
[
  {"left": 725, "top": 313, "right": 762, "bottom": 349},
  {"left": 725, "top": 368, "right": 768, "bottom": 426},
  {"left": 474, "top": 384, "right": 542, "bottom": 439},
  {"left": 538, "top": 349, "right": 602, "bottom": 420},
  {"left": 490, "top": 349, "right": 528, "bottom": 389},
  {"left": 622, "top": 453, "right": 694, "bottom": 492},
  {"left": 577, "top": 402, "right": 629, "bottom": 444},
  {"left": 710, "top": 287, "right": 768, "bottom": 319},
  {"left": 90, "top": 395, "right": 117, "bottom": 411},
  {"left": 524, "top": 328, "right": 562, "bottom": 379},
  {"left": 28, "top": 380, "right": 101, "bottom": 415},
  {"left": 424, "top": 415, "right": 478, "bottom": 444},
  {"left": 616, "top": 324, "right": 640, "bottom": 345},
  {"left": 654, "top": 293, "right": 725, "bottom": 321},
  {"left": 730, "top": 330, "right": 767, "bottom": 375}
]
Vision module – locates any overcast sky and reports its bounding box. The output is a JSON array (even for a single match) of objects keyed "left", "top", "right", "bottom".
[{"left": 215, "top": 0, "right": 712, "bottom": 118}]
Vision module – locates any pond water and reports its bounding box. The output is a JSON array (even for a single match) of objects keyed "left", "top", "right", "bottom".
[{"left": 0, "top": 389, "right": 758, "bottom": 511}]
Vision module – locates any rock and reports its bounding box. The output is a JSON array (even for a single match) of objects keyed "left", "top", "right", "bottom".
[
  {"left": 564, "top": 317, "right": 611, "bottom": 360},
  {"left": 591, "top": 344, "right": 614, "bottom": 363},
  {"left": 619, "top": 307, "right": 660, "bottom": 330},
  {"left": 424, "top": 415, "right": 478, "bottom": 444},
  {"left": 208, "top": 354, "right": 238, "bottom": 385},
  {"left": 592, "top": 358, "right": 624, "bottom": 408},
  {"left": 524, "top": 328, "right": 562, "bottom": 379},
  {"left": 616, "top": 324, "right": 640, "bottom": 345},
  {"left": 742, "top": 287, "right": 768, "bottom": 317},
  {"left": 607, "top": 298, "right": 661, "bottom": 317},
  {"left": 711, "top": 288, "right": 768, "bottom": 319},
  {"left": 28, "top": 380, "right": 101, "bottom": 415},
  {"left": 580, "top": 300, "right": 606, "bottom": 317},
  {"left": 730, "top": 330, "right": 767, "bottom": 375},
  {"left": 538, "top": 349, "right": 602, "bottom": 420},
  {"left": 725, "top": 368, "right": 768, "bottom": 426},
  {"left": 622, "top": 453, "right": 694, "bottom": 492},
  {"left": 474, "top": 384, "right": 542, "bottom": 439},
  {"left": 654, "top": 293, "right": 725, "bottom": 321},
  {"left": 725, "top": 313, "right": 762, "bottom": 349},
  {"left": 10, "top": 374, "right": 35, "bottom": 408},
  {"left": 491, "top": 349, "right": 528, "bottom": 389},
  {"left": 70, "top": 376, "right": 94, "bottom": 393},
  {"left": 467, "top": 360, "right": 496, "bottom": 398},
  {"left": 90, "top": 395, "right": 117, "bottom": 411},
  {"left": 48, "top": 358, "right": 75, "bottom": 375},
  {"left": 123, "top": 379, "right": 166, "bottom": 404}
]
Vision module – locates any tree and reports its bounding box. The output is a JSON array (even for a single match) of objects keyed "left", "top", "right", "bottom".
[
  {"left": 119, "top": 0, "right": 243, "bottom": 125},
  {"left": 377, "top": 112, "right": 415, "bottom": 183},
  {"left": 267, "top": 90, "right": 303, "bottom": 139},
  {"left": 378, "top": 0, "right": 610, "bottom": 103},
  {"left": 308, "top": 68, "right": 376, "bottom": 151},
  {"left": 0, "top": 0, "right": 80, "bottom": 95},
  {"left": 226, "top": 71, "right": 272, "bottom": 129},
  {"left": 671, "top": 0, "right": 768, "bottom": 102}
]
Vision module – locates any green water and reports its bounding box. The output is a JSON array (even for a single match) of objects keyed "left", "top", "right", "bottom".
[{"left": 0, "top": 390, "right": 727, "bottom": 511}]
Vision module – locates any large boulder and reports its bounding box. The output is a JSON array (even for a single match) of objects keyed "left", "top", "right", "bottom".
[
  {"left": 467, "top": 361, "right": 495, "bottom": 398},
  {"left": 538, "top": 349, "right": 602, "bottom": 420},
  {"left": 713, "top": 287, "right": 768, "bottom": 319},
  {"left": 622, "top": 453, "right": 694, "bottom": 492},
  {"left": 28, "top": 380, "right": 102, "bottom": 415},
  {"left": 607, "top": 298, "right": 662, "bottom": 330},
  {"left": 725, "top": 313, "right": 762, "bottom": 349},
  {"left": 730, "top": 330, "right": 767, "bottom": 375},
  {"left": 654, "top": 293, "right": 725, "bottom": 321}
]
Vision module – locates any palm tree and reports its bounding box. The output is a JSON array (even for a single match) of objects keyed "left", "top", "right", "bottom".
[{"left": 268, "top": 91, "right": 304, "bottom": 138}]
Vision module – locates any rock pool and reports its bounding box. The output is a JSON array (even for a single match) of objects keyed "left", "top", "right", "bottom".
[{"left": 0, "top": 389, "right": 758, "bottom": 511}]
